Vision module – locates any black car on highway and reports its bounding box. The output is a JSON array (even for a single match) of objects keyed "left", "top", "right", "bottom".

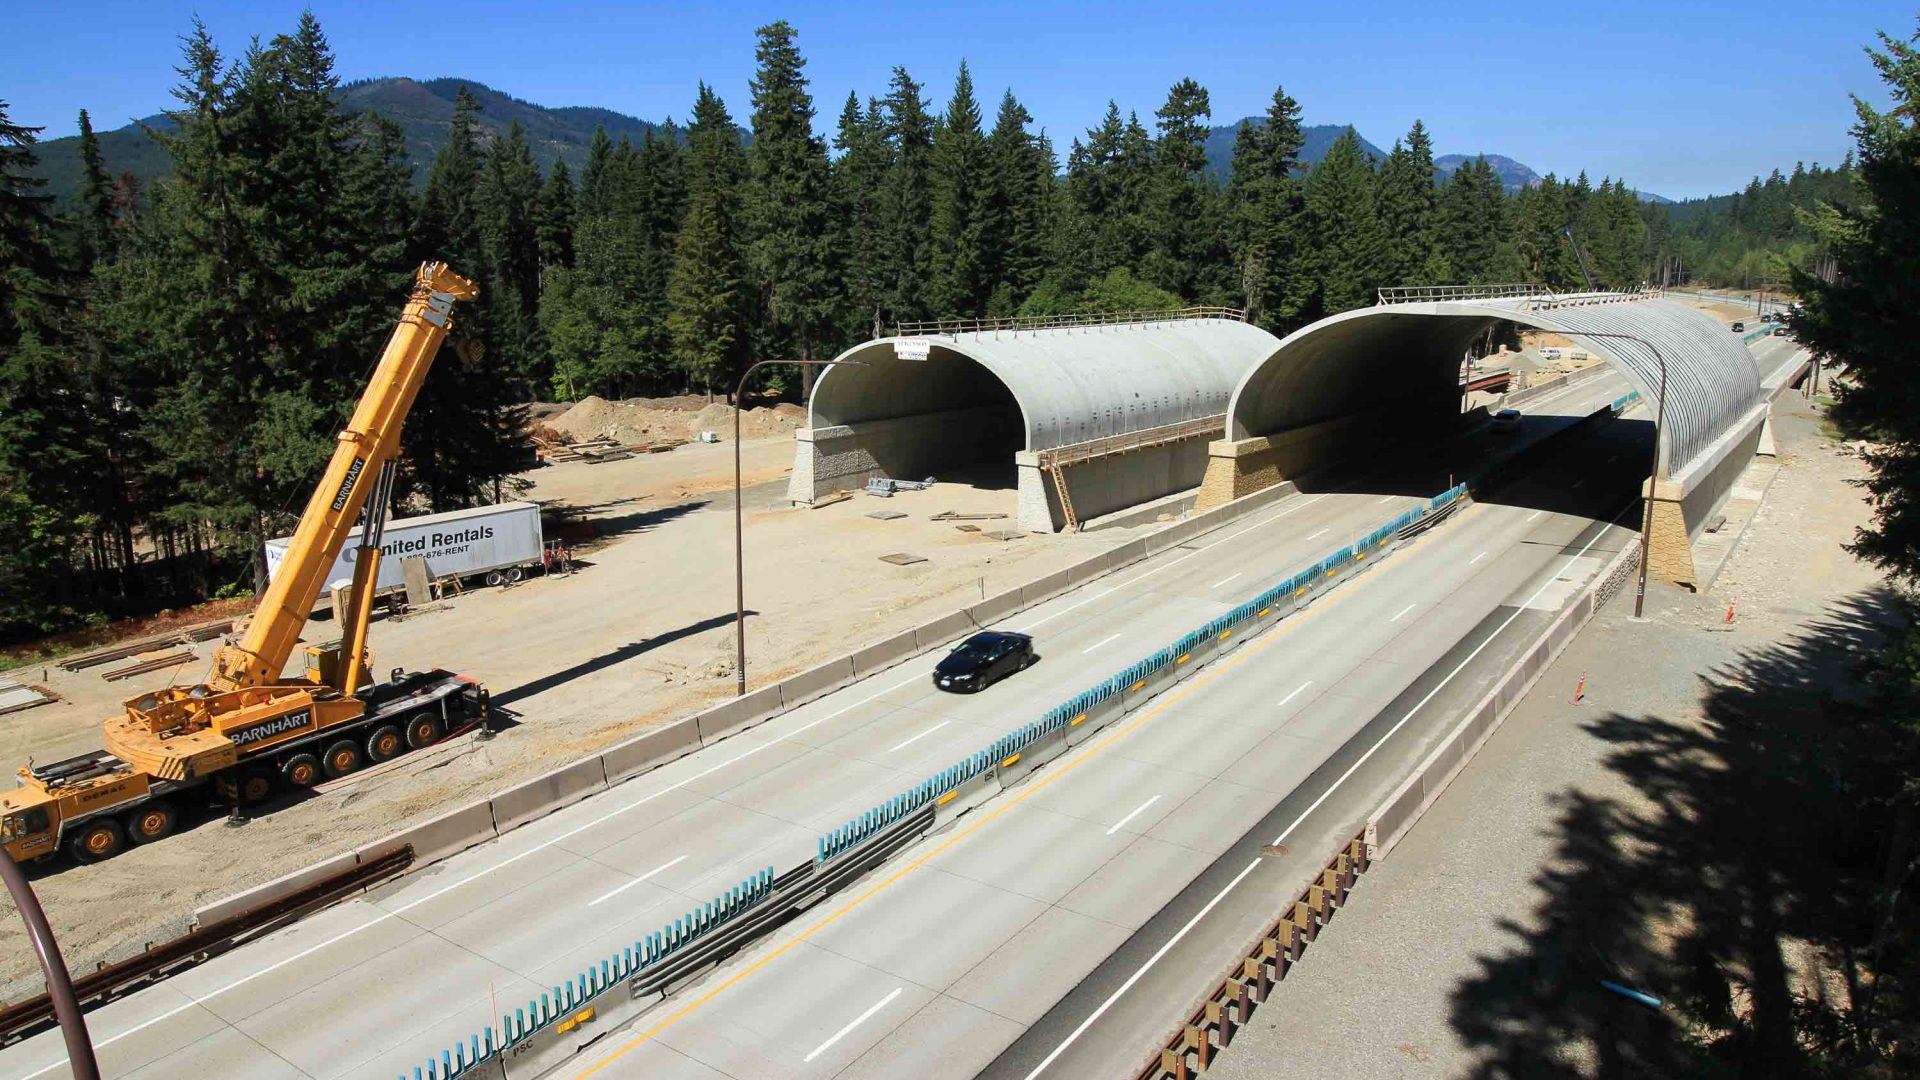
[{"left": 933, "top": 631, "right": 1036, "bottom": 692}]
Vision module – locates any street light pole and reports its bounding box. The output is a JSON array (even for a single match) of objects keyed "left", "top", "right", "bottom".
[{"left": 731, "top": 358, "right": 863, "bottom": 697}]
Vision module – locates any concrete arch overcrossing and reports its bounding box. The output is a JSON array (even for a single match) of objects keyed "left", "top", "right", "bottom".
[
  {"left": 787, "top": 315, "right": 1281, "bottom": 531},
  {"left": 1202, "top": 292, "right": 1768, "bottom": 586}
]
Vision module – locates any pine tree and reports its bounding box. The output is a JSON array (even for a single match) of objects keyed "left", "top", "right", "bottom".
[
  {"left": 745, "top": 20, "right": 836, "bottom": 389},
  {"left": 833, "top": 93, "right": 889, "bottom": 342},
  {"left": 538, "top": 159, "right": 576, "bottom": 271},
  {"left": 478, "top": 119, "right": 546, "bottom": 391},
  {"left": 1225, "top": 85, "right": 1309, "bottom": 327},
  {"left": 0, "top": 101, "right": 93, "bottom": 634},
  {"left": 579, "top": 126, "right": 614, "bottom": 218},
  {"left": 878, "top": 67, "right": 935, "bottom": 325},
  {"left": 72, "top": 109, "right": 115, "bottom": 271},
  {"left": 405, "top": 84, "right": 529, "bottom": 509},
  {"left": 983, "top": 90, "right": 1052, "bottom": 315},
  {"left": 667, "top": 83, "right": 747, "bottom": 396},
  {"left": 928, "top": 61, "right": 991, "bottom": 319},
  {"left": 1302, "top": 128, "right": 1385, "bottom": 313},
  {"left": 1376, "top": 120, "right": 1438, "bottom": 288},
  {"left": 1145, "top": 77, "right": 1219, "bottom": 299}
]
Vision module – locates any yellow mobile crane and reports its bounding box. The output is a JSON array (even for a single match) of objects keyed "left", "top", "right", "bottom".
[{"left": 1, "top": 264, "right": 490, "bottom": 864}]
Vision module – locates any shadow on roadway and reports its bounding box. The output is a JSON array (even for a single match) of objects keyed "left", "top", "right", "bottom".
[
  {"left": 1446, "top": 589, "right": 1919, "bottom": 1079},
  {"left": 1291, "top": 411, "right": 1656, "bottom": 521},
  {"left": 489, "top": 609, "right": 757, "bottom": 709}
]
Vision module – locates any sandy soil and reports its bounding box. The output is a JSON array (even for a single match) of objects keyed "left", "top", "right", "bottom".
[
  {"left": 0, "top": 434, "right": 1140, "bottom": 997},
  {"left": 541, "top": 395, "right": 805, "bottom": 445}
]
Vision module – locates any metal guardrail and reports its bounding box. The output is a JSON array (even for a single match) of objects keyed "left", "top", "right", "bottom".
[
  {"left": 1375, "top": 283, "right": 1550, "bottom": 305},
  {"left": 1523, "top": 287, "right": 1652, "bottom": 312},
  {"left": 893, "top": 306, "right": 1245, "bottom": 338}
]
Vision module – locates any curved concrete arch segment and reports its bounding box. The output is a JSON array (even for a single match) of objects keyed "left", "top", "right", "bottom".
[
  {"left": 810, "top": 317, "right": 1279, "bottom": 452},
  {"left": 792, "top": 316, "right": 1280, "bottom": 531},
  {"left": 1225, "top": 296, "right": 1759, "bottom": 476}
]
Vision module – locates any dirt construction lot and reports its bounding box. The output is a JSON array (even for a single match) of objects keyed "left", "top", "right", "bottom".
[{"left": 0, "top": 434, "right": 1144, "bottom": 998}]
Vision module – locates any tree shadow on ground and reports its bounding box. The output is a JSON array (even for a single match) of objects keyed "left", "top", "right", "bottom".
[{"left": 1449, "top": 588, "right": 1918, "bottom": 1079}]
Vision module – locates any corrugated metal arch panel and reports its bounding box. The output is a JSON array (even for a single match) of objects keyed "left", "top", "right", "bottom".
[{"left": 809, "top": 318, "right": 1278, "bottom": 451}]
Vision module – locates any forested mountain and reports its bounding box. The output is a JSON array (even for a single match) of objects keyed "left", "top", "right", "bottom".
[
  {"left": 29, "top": 77, "right": 677, "bottom": 209},
  {"left": 1202, "top": 120, "right": 1386, "bottom": 178},
  {"left": 0, "top": 13, "right": 1842, "bottom": 642}
]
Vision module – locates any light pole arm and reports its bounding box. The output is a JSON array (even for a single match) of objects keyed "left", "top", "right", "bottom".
[{"left": 0, "top": 854, "right": 99, "bottom": 1080}]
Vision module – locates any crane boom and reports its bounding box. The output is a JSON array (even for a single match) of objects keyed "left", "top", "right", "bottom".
[{"left": 211, "top": 263, "right": 477, "bottom": 690}]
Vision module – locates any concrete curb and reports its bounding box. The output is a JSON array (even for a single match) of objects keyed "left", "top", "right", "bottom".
[{"left": 1364, "top": 544, "right": 1637, "bottom": 859}]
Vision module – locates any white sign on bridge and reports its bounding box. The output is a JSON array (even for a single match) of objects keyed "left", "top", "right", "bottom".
[{"left": 894, "top": 338, "right": 933, "bottom": 361}]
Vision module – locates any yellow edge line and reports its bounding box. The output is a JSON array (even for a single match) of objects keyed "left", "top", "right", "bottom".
[{"left": 570, "top": 507, "right": 1466, "bottom": 1078}]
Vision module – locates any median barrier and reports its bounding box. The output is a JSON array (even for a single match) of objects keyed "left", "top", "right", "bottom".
[
  {"left": 848, "top": 633, "right": 916, "bottom": 680},
  {"left": 356, "top": 799, "right": 499, "bottom": 868},
  {"left": 968, "top": 587, "right": 1025, "bottom": 627},
  {"left": 692, "top": 684, "right": 785, "bottom": 744},
  {"left": 778, "top": 656, "right": 860, "bottom": 708},
  {"left": 598, "top": 716, "right": 703, "bottom": 784},
  {"left": 1067, "top": 692, "right": 1126, "bottom": 747},
  {"left": 913, "top": 609, "right": 976, "bottom": 653},
  {"left": 1020, "top": 568, "right": 1076, "bottom": 608},
  {"left": 489, "top": 755, "right": 609, "bottom": 834},
  {"left": 192, "top": 850, "right": 361, "bottom": 928},
  {"left": 933, "top": 766, "right": 1000, "bottom": 825},
  {"left": 998, "top": 725, "right": 1068, "bottom": 787}
]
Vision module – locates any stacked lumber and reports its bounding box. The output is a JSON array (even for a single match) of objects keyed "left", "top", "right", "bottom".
[
  {"left": 101, "top": 651, "right": 196, "bottom": 682},
  {"left": 534, "top": 436, "right": 686, "bottom": 464},
  {"left": 58, "top": 618, "right": 235, "bottom": 673}
]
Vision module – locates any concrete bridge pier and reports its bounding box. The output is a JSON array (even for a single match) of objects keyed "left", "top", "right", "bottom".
[{"left": 1641, "top": 402, "right": 1768, "bottom": 590}]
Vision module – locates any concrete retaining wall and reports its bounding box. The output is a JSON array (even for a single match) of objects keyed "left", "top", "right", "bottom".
[
  {"left": 490, "top": 756, "right": 609, "bottom": 834},
  {"left": 600, "top": 718, "right": 703, "bottom": 784},
  {"left": 787, "top": 404, "right": 1021, "bottom": 503},
  {"left": 1018, "top": 436, "right": 1213, "bottom": 533}
]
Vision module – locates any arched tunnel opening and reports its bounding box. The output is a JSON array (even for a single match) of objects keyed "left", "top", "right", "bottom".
[{"left": 795, "top": 341, "right": 1027, "bottom": 499}]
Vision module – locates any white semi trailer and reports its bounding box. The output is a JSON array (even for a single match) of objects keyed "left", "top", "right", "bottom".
[{"left": 265, "top": 501, "right": 544, "bottom": 598}]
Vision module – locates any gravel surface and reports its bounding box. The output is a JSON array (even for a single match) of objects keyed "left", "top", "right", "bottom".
[{"left": 1206, "top": 387, "right": 1879, "bottom": 1078}]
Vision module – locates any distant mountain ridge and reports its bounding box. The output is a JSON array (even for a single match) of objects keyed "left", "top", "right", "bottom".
[
  {"left": 31, "top": 80, "right": 1671, "bottom": 209},
  {"left": 29, "top": 77, "right": 670, "bottom": 209}
]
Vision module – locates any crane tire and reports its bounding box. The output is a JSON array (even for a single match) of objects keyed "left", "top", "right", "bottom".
[
  {"left": 282, "top": 753, "right": 324, "bottom": 787},
  {"left": 237, "top": 766, "right": 276, "bottom": 804},
  {"left": 322, "top": 740, "right": 362, "bottom": 780},
  {"left": 366, "top": 725, "right": 405, "bottom": 763},
  {"left": 68, "top": 819, "right": 125, "bottom": 863},
  {"left": 125, "top": 802, "right": 178, "bottom": 845},
  {"left": 405, "top": 713, "right": 444, "bottom": 750}
]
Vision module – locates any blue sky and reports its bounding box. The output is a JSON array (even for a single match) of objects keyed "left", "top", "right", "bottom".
[{"left": 2, "top": 0, "right": 1906, "bottom": 198}]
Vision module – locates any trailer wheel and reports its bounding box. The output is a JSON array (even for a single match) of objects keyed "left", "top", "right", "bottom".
[
  {"left": 366, "top": 725, "right": 405, "bottom": 763},
  {"left": 322, "top": 740, "right": 362, "bottom": 779},
  {"left": 504, "top": 566, "right": 524, "bottom": 584},
  {"left": 485, "top": 570, "right": 506, "bottom": 587},
  {"left": 282, "top": 753, "right": 323, "bottom": 787},
  {"left": 68, "top": 819, "right": 125, "bottom": 863},
  {"left": 125, "top": 802, "right": 177, "bottom": 845},
  {"left": 405, "top": 713, "right": 443, "bottom": 750}
]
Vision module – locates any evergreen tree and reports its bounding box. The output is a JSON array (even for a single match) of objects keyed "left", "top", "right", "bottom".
[
  {"left": 928, "top": 61, "right": 992, "bottom": 319},
  {"left": 405, "top": 85, "right": 529, "bottom": 508},
  {"left": 478, "top": 119, "right": 545, "bottom": 391},
  {"left": 579, "top": 125, "right": 614, "bottom": 218},
  {"left": 878, "top": 67, "right": 935, "bottom": 325},
  {"left": 538, "top": 159, "right": 575, "bottom": 271},
  {"left": 1144, "top": 77, "right": 1219, "bottom": 299},
  {"left": 983, "top": 90, "right": 1052, "bottom": 315},
  {"left": 1225, "top": 85, "right": 1310, "bottom": 327},
  {"left": 745, "top": 20, "right": 836, "bottom": 388},
  {"left": 72, "top": 109, "right": 115, "bottom": 271},
  {"left": 667, "top": 83, "right": 747, "bottom": 396},
  {"left": 1302, "top": 128, "right": 1385, "bottom": 313},
  {"left": 1376, "top": 120, "right": 1438, "bottom": 287},
  {"left": 0, "top": 101, "right": 92, "bottom": 635},
  {"left": 833, "top": 93, "right": 889, "bottom": 342}
]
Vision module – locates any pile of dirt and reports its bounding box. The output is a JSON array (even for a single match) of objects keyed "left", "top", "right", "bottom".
[{"left": 546, "top": 396, "right": 804, "bottom": 445}]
